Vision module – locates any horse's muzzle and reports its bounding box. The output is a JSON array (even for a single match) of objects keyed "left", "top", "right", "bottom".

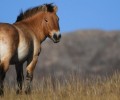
[{"left": 52, "top": 33, "right": 61, "bottom": 43}]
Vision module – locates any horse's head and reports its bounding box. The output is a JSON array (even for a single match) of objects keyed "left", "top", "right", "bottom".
[{"left": 42, "top": 4, "right": 61, "bottom": 43}]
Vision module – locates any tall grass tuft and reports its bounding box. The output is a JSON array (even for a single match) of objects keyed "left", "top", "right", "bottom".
[{"left": 1, "top": 72, "right": 120, "bottom": 100}]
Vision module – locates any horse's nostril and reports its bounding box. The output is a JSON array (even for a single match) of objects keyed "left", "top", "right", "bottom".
[
  {"left": 58, "top": 34, "right": 61, "bottom": 39},
  {"left": 53, "top": 34, "right": 57, "bottom": 40}
]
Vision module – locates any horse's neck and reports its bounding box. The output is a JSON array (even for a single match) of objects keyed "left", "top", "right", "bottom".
[{"left": 15, "top": 14, "right": 47, "bottom": 43}]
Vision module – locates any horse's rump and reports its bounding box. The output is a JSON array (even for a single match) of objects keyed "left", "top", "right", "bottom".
[{"left": 0, "top": 23, "right": 19, "bottom": 63}]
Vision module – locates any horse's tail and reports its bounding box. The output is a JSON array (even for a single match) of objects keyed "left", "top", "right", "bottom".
[{"left": 0, "top": 59, "right": 1, "bottom": 66}]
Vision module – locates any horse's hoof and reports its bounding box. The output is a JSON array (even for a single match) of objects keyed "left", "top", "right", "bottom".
[
  {"left": 0, "top": 90, "right": 4, "bottom": 97},
  {"left": 16, "top": 89, "right": 22, "bottom": 95},
  {"left": 25, "top": 87, "right": 31, "bottom": 95}
]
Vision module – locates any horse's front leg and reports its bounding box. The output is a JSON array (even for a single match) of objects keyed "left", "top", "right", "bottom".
[
  {"left": 15, "top": 63, "right": 24, "bottom": 94},
  {"left": 25, "top": 55, "right": 38, "bottom": 94}
]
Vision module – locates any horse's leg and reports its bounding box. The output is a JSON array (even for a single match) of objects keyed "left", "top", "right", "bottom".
[
  {"left": 0, "top": 66, "right": 5, "bottom": 96},
  {"left": 25, "top": 55, "right": 38, "bottom": 94},
  {"left": 0, "top": 59, "right": 10, "bottom": 96},
  {"left": 15, "top": 63, "right": 24, "bottom": 94}
]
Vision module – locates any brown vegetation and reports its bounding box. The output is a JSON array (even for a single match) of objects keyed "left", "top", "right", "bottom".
[{"left": 1, "top": 72, "right": 120, "bottom": 100}]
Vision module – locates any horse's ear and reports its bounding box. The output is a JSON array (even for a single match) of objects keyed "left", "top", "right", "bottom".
[
  {"left": 42, "top": 5, "right": 47, "bottom": 12},
  {"left": 53, "top": 6, "right": 58, "bottom": 12}
]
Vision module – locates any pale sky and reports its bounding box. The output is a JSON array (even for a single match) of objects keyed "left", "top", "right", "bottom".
[{"left": 0, "top": 0, "right": 120, "bottom": 33}]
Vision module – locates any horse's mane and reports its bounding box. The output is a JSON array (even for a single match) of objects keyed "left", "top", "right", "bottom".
[{"left": 16, "top": 3, "right": 55, "bottom": 22}]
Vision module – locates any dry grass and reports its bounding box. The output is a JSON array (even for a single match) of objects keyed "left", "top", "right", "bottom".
[{"left": 1, "top": 72, "right": 120, "bottom": 100}]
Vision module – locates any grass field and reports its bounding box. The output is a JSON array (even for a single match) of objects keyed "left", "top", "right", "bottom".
[{"left": 1, "top": 72, "right": 120, "bottom": 100}]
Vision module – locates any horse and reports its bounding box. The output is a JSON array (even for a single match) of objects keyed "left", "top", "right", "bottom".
[{"left": 0, "top": 3, "right": 61, "bottom": 95}]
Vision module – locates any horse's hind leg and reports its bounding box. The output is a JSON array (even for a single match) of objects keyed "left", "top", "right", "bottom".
[
  {"left": 0, "top": 66, "right": 5, "bottom": 96},
  {"left": 15, "top": 63, "right": 24, "bottom": 94},
  {"left": 0, "top": 59, "right": 10, "bottom": 96}
]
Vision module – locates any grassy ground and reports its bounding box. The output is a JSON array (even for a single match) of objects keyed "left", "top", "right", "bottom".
[{"left": 1, "top": 72, "right": 120, "bottom": 100}]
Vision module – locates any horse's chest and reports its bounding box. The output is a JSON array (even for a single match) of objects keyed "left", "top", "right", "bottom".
[{"left": 17, "top": 40, "right": 31, "bottom": 61}]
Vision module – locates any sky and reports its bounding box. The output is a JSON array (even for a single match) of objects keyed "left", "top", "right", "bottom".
[{"left": 0, "top": 0, "right": 120, "bottom": 33}]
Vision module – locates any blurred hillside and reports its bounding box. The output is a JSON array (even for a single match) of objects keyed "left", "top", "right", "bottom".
[{"left": 7, "top": 30, "right": 120, "bottom": 82}]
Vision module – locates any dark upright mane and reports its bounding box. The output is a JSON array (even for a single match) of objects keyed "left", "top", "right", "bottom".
[{"left": 16, "top": 3, "right": 55, "bottom": 22}]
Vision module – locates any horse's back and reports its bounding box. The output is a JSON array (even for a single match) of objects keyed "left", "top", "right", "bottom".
[{"left": 0, "top": 23, "right": 19, "bottom": 63}]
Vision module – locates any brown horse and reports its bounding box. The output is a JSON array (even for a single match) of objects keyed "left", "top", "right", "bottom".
[{"left": 0, "top": 3, "right": 61, "bottom": 95}]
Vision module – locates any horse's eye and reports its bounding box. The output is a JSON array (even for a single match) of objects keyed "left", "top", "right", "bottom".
[{"left": 45, "top": 19, "right": 48, "bottom": 22}]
